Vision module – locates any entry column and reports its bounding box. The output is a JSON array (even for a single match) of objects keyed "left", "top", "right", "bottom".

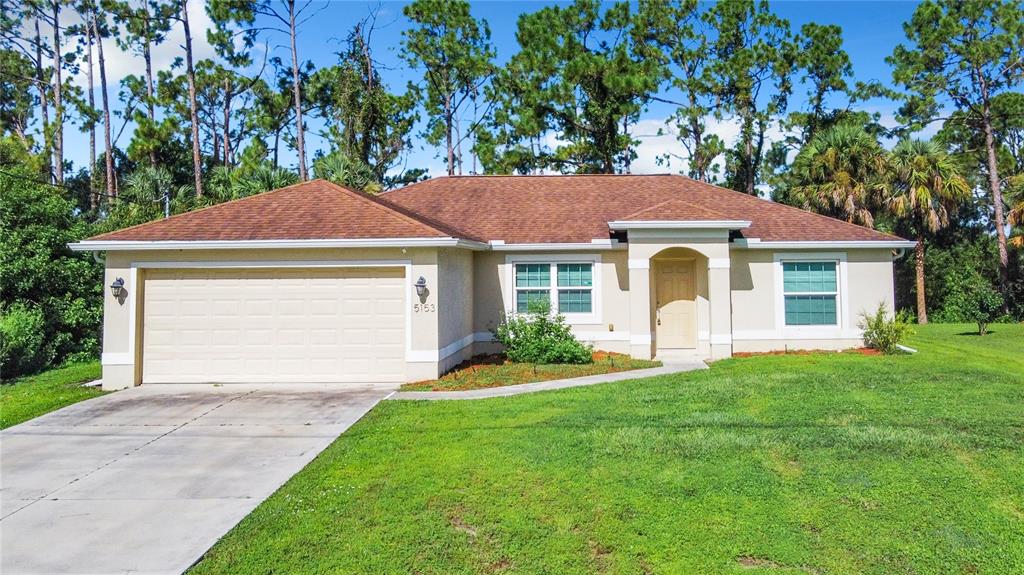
[
  {"left": 627, "top": 254, "right": 653, "bottom": 360},
  {"left": 707, "top": 254, "right": 733, "bottom": 359}
]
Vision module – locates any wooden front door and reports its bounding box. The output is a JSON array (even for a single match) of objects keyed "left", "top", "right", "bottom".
[{"left": 655, "top": 260, "right": 696, "bottom": 349}]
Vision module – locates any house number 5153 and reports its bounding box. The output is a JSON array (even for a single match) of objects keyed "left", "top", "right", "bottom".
[{"left": 413, "top": 303, "right": 436, "bottom": 312}]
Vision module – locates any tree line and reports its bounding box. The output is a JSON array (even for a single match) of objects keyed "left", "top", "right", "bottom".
[{"left": 1, "top": 0, "right": 1022, "bottom": 378}]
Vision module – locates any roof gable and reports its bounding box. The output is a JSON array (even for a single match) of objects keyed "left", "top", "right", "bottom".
[{"left": 89, "top": 179, "right": 473, "bottom": 242}]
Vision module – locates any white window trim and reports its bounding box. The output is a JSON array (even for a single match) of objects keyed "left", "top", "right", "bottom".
[
  {"left": 505, "top": 254, "right": 602, "bottom": 325},
  {"left": 772, "top": 252, "right": 850, "bottom": 338}
]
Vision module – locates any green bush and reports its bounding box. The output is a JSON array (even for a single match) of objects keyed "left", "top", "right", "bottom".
[
  {"left": 1, "top": 302, "right": 51, "bottom": 378},
  {"left": 492, "top": 301, "right": 593, "bottom": 364},
  {"left": 858, "top": 303, "right": 915, "bottom": 354},
  {"left": 1, "top": 164, "right": 103, "bottom": 376},
  {"left": 963, "top": 276, "right": 1005, "bottom": 336},
  {"left": 933, "top": 268, "right": 1005, "bottom": 334}
]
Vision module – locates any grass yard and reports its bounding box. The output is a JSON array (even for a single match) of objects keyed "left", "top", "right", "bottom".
[
  {"left": 0, "top": 362, "right": 104, "bottom": 429},
  {"left": 191, "top": 324, "right": 1024, "bottom": 574},
  {"left": 401, "top": 352, "right": 662, "bottom": 391}
]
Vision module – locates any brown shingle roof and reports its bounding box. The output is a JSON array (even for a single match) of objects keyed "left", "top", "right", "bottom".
[
  {"left": 383, "top": 174, "right": 905, "bottom": 243},
  {"left": 617, "top": 198, "right": 735, "bottom": 222},
  {"left": 92, "top": 174, "right": 907, "bottom": 245},
  {"left": 89, "top": 179, "right": 473, "bottom": 241}
]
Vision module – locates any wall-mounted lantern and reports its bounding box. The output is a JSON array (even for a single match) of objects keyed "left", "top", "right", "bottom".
[
  {"left": 110, "top": 277, "right": 125, "bottom": 298},
  {"left": 414, "top": 276, "right": 428, "bottom": 297}
]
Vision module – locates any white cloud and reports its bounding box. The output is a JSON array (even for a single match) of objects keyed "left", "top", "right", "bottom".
[
  {"left": 63, "top": 0, "right": 218, "bottom": 91},
  {"left": 629, "top": 115, "right": 785, "bottom": 177}
]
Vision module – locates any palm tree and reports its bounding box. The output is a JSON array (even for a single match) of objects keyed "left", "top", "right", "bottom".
[
  {"left": 790, "top": 125, "right": 889, "bottom": 228},
  {"left": 887, "top": 139, "right": 970, "bottom": 324},
  {"left": 233, "top": 164, "right": 299, "bottom": 198},
  {"left": 313, "top": 152, "right": 381, "bottom": 194},
  {"left": 1008, "top": 175, "right": 1024, "bottom": 249},
  {"left": 124, "top": 166, "right": 174, "bottom": 203}
]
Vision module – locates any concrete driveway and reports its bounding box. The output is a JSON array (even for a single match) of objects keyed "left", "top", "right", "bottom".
[{"left": 0, "top": 383, "right": 396, "bottom": 575}]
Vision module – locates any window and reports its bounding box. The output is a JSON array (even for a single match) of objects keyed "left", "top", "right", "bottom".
[
  {"left": 782, "top": 261, "right": 838, "bottom": 325},
  {"left": 514, "top": 262, "right": 594, "bottom": 315},
  {"left": 514, "top": 263, "right": 550, "bottom": 312}
]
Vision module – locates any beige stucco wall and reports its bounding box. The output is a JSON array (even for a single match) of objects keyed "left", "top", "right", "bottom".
[
  {"left": 436, "top": 248, "right": 475, "bottom": 372},
  {"left": 99, "top": 247, "right": 447, "bottom": 389},
  {"left": 96, "top": 242, "right": 899, "bottom": 389},
  {"left": 471, "top": 250, "right": 632, "bottom": 355},
  {"left": 730, "top": 247, "right": 896, "bottom": 352}
]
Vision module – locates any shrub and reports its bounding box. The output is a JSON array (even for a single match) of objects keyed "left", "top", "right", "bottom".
[
  {"left": 963, "top": 276, "right": 1005, "bottom": 335},
  {"left": 934, "top": 268, "right": 1005, "bottom": 334},
  {"left": 858, "top": 303, "right": 914, "bottom": 354},
  {"left": 492, "top": 301, "right": 592, "bottom": 364},
  {"left": 1, "top": 165, "right": 103, "bottom": 375},
  {"left": 1, "top": 302, "right": 51, "bottom": 378}
]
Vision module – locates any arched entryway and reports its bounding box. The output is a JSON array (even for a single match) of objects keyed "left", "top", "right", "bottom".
[{"left": 650, "top": 247, "right": 709, "bottom": 358}]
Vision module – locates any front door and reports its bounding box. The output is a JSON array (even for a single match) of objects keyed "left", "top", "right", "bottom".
[{"left": 655, "top": 260, "right": 696, "bottom": 348}]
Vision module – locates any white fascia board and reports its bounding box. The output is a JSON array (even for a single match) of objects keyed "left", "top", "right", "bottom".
[
  {"left": 608, "top": 220, "right": 751, "bottom": 230},
  {"left": 731, "top": 238, "right": 917, "bottom": 250},
  {"left": 68, "top": 237, "right": 489, "bottom": 252},
  {"left": 489, "top": 239, "right": 625, "bottom": 251}
]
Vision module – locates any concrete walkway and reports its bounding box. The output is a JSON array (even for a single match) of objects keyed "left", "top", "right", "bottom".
[
  {"left": 390, "top": 360, "right": 707, "bottom": 401},
  {"left": 0, "top": 383, "right": 396, "bottom": 575}
]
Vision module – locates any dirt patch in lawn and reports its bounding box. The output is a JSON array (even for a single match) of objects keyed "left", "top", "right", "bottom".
[
  {"left": 400, "top": 352, "right": 662, "bottom": 392},
  {"left": 733, "top": 347, "right": 882, "bottom": 358}
]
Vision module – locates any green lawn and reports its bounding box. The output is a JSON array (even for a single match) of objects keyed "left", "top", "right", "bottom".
[
  {"left": 191, "top": 324, "right": 1024, "bottom": 574},
  {"left": 401, "top": 352, "right": 662, "bottom": 391},
  {"left": 0, "top": 362, "right": 104, "bottom": 429}
]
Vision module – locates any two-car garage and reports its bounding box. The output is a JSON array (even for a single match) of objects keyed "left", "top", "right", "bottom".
[
  {"left": 140, "top": 267, "right": 407, "bottom": 384},
  {"left": 73, "top": 180, "right": 475, "bottom": 390}
]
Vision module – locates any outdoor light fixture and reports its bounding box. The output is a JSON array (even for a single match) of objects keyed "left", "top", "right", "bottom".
[
  {"left": 414, "top": 276, "right": 428, "bottom": 297},
  {"left": 110, "top": 277, "right": 125, "bottom": 298}
]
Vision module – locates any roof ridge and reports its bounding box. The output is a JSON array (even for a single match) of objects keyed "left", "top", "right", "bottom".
[
  {"left": 381, "top": 173, "right": 678, "bottom": 194},
  {"left": 88, "top": 179, "right": 319, "bottom": 241}
]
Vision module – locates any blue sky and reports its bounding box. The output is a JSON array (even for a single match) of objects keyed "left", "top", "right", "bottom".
[{"left": 61, "top": 1, "right": 925, "bottom": 179}]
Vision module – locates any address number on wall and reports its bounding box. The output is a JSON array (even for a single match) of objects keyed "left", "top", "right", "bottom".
[{"left": 413, "top": 303, "right": 436, "bottom": 313}]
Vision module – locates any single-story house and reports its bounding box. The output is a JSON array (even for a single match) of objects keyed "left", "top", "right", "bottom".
[{"left": 71, "top": 175, "right": 915, "bottom": 390}]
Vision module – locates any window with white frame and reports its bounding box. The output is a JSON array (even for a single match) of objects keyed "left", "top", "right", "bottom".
[
  {"left": 513, "top": 261, "right": 594, "bottom": 315},
  {"left": 782, "top": 261, "right": 838, "bottom": 325}
]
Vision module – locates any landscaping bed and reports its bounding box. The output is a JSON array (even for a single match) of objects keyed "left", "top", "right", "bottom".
[{"left": 400, "top": 351, "right": 663, "bottom": 392}]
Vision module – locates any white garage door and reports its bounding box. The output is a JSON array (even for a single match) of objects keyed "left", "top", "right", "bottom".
[{"left": 141, "top": 267, "right": 406, "bottom": 383}]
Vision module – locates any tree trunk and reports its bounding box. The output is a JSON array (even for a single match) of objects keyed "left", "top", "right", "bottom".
[
  {"left": 445, "top": 94, "right": 454, "bottom": 175},
  {"left": 86, "top": 16, "right": 96, "bottom": 209},
  {"left": 273, "top": 129, "right": 280, "bottom": 168},
  {"left": 51, "top": 0, "right": 64, "bottom": 184},
  {"left": 181, "top": 0, "right": 203, "bottom": 196},
  {"left": 34, "top": 12, "right": 51, "bottom": 181},
  {"left": 981, "top": 99, "right": 1009, "bottom": 294},
  {"left": 223, "top": 78, "right": 232, "bottom": 166},
  {"left": 690, "top": 110, "right": 704, "bottom": 181},
  {"left": 143, "top": 5, "right": 156, "bottom": 167},
  {"left": 915, "top": 238, "right": 928, "bottom": 324},
  {"left": 455, "top": 111, "right": 463, "bottom": 175},
  {"left": 743, "top": 113, "right": 755, "bottom": 195},
  {"left": 93, "top": 14, "right": 114, "bottom": 199},
  {"left": 288, "top": 0, "right": 307, "bottom": 180}
]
